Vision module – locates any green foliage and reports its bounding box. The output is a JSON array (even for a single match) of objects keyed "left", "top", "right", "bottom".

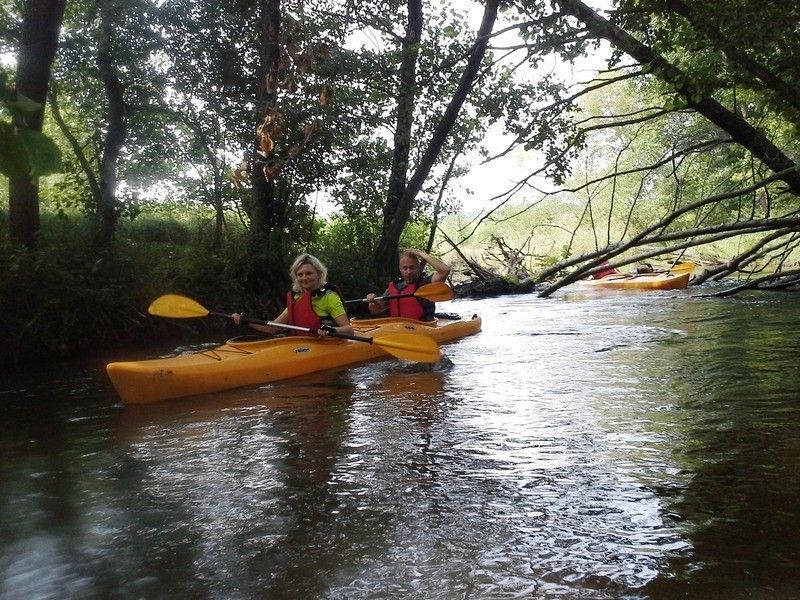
[
  {"left": 0, "top": 207, "right": 255, "bottom": 365},
  {"left": 309, "top": 214, "right": 380, "bottom": 295},
  {"left": 0, "top": 72, "right": 63, "bottom": 180}
]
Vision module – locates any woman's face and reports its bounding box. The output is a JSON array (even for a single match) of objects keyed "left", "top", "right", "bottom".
[{"left": 295, "top": 263, "right": 321, "bottom": 292}]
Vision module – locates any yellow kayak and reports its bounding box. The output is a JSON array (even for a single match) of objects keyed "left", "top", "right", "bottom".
[
  {"left": 578, "top": 271, "right": 690, "bottom": 290},
  {"left": 107, "top": 315, "right": 481, "bottom": 404}
]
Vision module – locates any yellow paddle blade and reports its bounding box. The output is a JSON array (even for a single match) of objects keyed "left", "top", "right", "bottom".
[
  {"left": 414, "top": 282, "right": 455, "bottom": 302},
  {"left": 148, "top": 294, "right": 211, "bottom": 319},
  {"left": 372, "top": 333, "right": 441, "bottom": 364},
  {"left": 669, "top": 261, "right": 697, "bottom": 275}
]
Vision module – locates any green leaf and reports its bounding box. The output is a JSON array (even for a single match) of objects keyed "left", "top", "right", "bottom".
[
  {"left": 18, "top": 127, "right": 63, "bottom": 177},
  {"left": 9, "top": 93, "right": 42, "bottom": 114},
  {"left": 0, "top": 122, "right": 31, "bottom": 178}
]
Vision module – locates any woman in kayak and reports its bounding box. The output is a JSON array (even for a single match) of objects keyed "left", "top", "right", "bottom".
[
  {"left": 232, "top": 253, "right": 353, "bottom": 337},
  {"left": 364, "top": 248, "right": 451, "bottom": 321}
]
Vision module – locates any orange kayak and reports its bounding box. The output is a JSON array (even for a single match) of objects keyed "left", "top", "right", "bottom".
[
  {"left": 578, "top": 271, "right": 691, "bottom": 290},
  {"left": 107, "top": 315, "right": 481, "bottom": 404}
]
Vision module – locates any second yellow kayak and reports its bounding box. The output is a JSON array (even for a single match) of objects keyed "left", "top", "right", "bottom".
[{"left": 578, "top": 271, "right": 691, "bottom": 290}]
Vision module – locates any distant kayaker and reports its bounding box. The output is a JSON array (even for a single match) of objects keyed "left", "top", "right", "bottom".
[
  {"left": 592, "top": 260, "right": 621, "bottom": 279},
  {"left": 232, "top": 253, "right": 353, "bottom": 337},
  {"left": 365, "top": 248, "right": 451, "bottom": 321}
]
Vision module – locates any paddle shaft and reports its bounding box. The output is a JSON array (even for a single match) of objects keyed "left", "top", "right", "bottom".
[
  {"left": 214, "top": 311, "right": 378, "bottom": 344},
  {"left": 344, "top": 282, "right": 453, "bottom": 305}
]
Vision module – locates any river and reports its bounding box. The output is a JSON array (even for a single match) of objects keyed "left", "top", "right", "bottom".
[{"left": 2, "top": 285, "right": 799, "bottom": 599}]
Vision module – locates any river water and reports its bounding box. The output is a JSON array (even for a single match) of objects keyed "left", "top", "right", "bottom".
[{"left": 2, "top": 285, "right": 799, "bottom": 599}]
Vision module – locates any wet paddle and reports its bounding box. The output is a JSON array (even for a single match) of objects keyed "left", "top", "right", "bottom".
[
  {"left": 148, "top": 294, "right": 441, "bottom": 363},
  {"left": 666, "top": 260, "right": 696, "bottom": 275},
  {"left": 345, "top": 281, "right": 454, "bottom": 305}
]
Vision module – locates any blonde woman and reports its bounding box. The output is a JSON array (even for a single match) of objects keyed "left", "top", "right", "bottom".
[{"left": 233, "top": 253, "right": 352, "bottom": 337}]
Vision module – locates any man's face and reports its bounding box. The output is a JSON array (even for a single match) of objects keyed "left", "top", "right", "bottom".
[{"left": 399, "top": 255, "right": 420, "bottom": 284}]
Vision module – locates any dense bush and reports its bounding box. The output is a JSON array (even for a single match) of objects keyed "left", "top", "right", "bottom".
[{"left": 0, "top": 204, "right": 447, "bottom": 365}]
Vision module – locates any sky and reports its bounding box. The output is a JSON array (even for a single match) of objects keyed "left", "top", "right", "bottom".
[{"left": 449, "top": 3, "right": 613, "bottom": 216}]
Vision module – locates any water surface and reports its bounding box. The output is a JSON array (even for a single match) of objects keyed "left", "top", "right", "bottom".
[{"left": 2, "top": 287, "right": 799, "bottom": 598}]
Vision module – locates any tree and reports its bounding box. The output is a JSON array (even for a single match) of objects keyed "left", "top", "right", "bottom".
[
  {"left": 460, "top": 0, "right": 800, "bottom": 294},
  {"left": 46, "top": 0, "right": 169, "bottom": 246},
  {"left": 7, "top": 0, "right": 67, "bottom": 248},
  {"left": 373, "top": 0, "right": 501, "bottom": 281}
]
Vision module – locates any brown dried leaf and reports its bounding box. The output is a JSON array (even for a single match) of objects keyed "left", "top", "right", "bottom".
[
  {"left": 263, "top": 163, "right": 281, "bottom": 181},
  {"left": 270, "top": 123, "right": 286, "bottom": 139},
  {"left": 296, "top": 53, "right": 314, "bottom": 74},
  {"left": 264, "top": 108, "right": 284, "bottom": 124},
  {"left": 286, "top": 41, "right": 301, "bottom": 58},
  {"left": 302, "top": 121, "right": 318, "bottom": 142},
  {"left": 229, "top": 162, "right": 250, "bottom": 188},
  {"left": 281, "top": 76, "right": 298, "bottom": 94},
  {"left": 258, "top": 130, "right": 274, "bottom": 154},
  {"left": 319, "top": 84, "right": 333, "bottom": 106},
  {"left": 316, "top": 43, "right": 331, "bottom": 61},
  {"left": 265, "top": 71, "right": 278, "bottom": 95}
]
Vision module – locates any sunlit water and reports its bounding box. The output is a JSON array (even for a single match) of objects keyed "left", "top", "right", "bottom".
[{"left": 2, "top": 286, "right": 800, "bottom": 599}]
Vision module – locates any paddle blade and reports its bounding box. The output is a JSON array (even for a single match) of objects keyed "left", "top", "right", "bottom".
[
  {"left": 414, "top": 282, "right": 454, "bottom": 302},
  {"left": 372, "top": 333, "right": 441, "bottom": 363},
  {"left": 148, "top": 294, "right": 211, "bottom": 319},
  {"left": 669, "top": 261, "right": 697, "bottom": 275}
]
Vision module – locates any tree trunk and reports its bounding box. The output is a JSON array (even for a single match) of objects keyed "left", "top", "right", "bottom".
[
  {"left": 95, "top": 0, "right": 127, "bottom": 247},
  {"left": 374, "top": 0, "right": 500, "bottom": 280},
  {"left": 555, "top": 0, "right": 800, "bottom": 195},
  {"left": 8, "top": 0, "right": 67, "bottom": 248},
  {"left": 382, "top": 0, "right": 423, "bottom": 240},
  {"left": 250, "top": 0, "right": 281, "bottom": 236},
  {"left": 244, "top": 0, "right": 286, "bottom": 302}
]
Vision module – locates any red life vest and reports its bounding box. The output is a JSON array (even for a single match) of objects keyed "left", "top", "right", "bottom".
[
  {"left": 594, "top": 261, "right": 620, "bottom": 279},
  {"left": 387, "top": 280, "right": 425, "bottom": 320},
  {"left": 285, "top": 291, "right": 322, "bottom": 335}
]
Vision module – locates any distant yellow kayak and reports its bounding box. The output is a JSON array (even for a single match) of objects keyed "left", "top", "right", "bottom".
[
  {"left": 107, "top": 316, "right": 481, "bottom": 404},
  {"left": 578, "top": 271, "right": 691, "bottom": 290}
]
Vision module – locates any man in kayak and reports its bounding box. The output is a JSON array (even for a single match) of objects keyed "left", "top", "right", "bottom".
[
  {"left": 365, "top": 248, "right": 451, "bottom": 321},
  {"left": 233, "top": 253, "right": 353, "bottom": 337}
]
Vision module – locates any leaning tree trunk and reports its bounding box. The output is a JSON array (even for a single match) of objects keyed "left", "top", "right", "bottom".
[
  {"left": 8, "top": 0, "right": 67, "bottom": 249},
  {"left": 555, "top": 0, "right": 800, "bottom": 195},
  {"left": 374, "top": 0, "right": 500, "bottom": 281}
]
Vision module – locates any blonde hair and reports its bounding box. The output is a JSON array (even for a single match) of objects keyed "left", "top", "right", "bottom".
[{"left": 289, "top": 253, "right": 328, "bottom": 293}]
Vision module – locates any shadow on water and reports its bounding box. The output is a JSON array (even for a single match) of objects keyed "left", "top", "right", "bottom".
[{"left": 642, "top": 293, "right": 800, "bottom": 599}]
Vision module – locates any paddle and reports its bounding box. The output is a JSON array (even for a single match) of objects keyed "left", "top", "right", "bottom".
[
  {"left": 345, "top": 281, "right": 454, "bottom": 305},
  {"left": 667, "top": 260, "right": 696, "bottom": 275},
  {"left": 148, "top": 294, "right": 441, "bottom": 363}
]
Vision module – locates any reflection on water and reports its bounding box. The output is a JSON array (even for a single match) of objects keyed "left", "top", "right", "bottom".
[{"left": 2, "top": 288, "right": 800, "bottom": 598}]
